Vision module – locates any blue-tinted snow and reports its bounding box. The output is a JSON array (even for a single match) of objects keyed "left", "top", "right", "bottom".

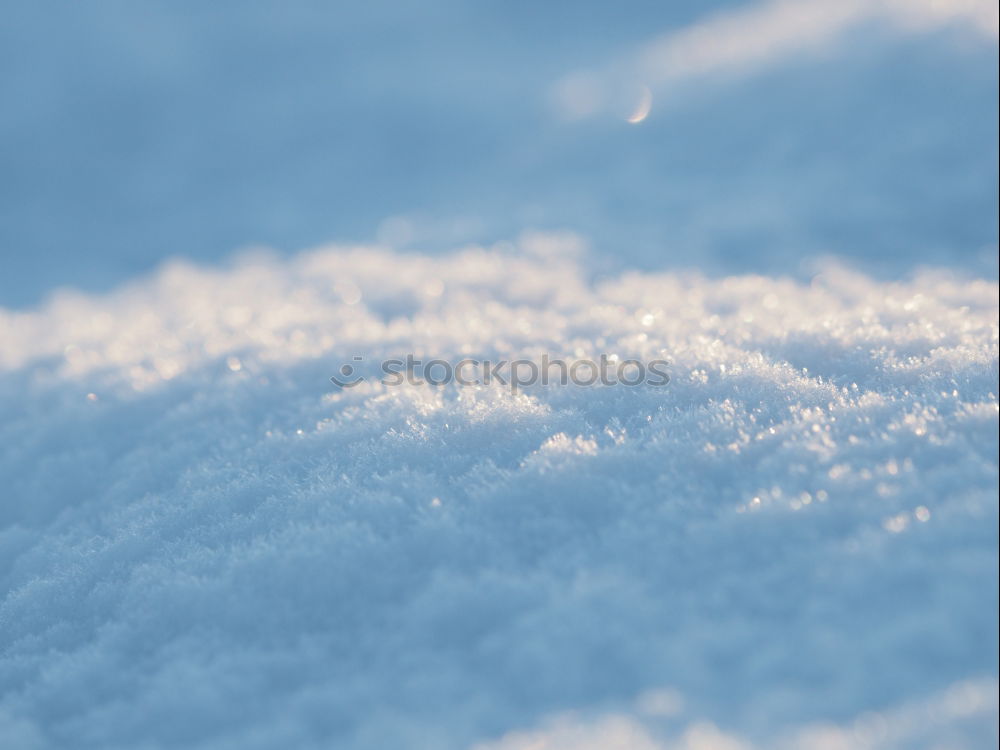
[
  {"left": 1, "top": 240, "right": 997, "bottom": 748},
  {"left": 0, "top": 2, "right": 997, "bottom": 749},
  {"left": 0, "top": 0, "right": 996, "bottom": 306}
]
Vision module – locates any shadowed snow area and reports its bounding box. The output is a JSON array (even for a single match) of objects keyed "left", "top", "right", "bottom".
[
  {"left": 2, "top": 0, "right": 997, "bottom": 306},
  {"left": 1, "top": 235, "right": 996, "bottom": 749}
]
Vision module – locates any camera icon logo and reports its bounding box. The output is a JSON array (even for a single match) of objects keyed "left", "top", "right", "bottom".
[{"left": 330, "top": 356, "right": 365, "bottom": 388}]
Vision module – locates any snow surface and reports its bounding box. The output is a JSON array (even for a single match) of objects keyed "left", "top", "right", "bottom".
[
  {"left": 1, "top": 3, "right": 998, "bottom": 746},
  {"left": 1, "top": 235, "right": 997, "bottom": 749},
  {"left": 2, "top": 0, "right": 997, "bottom": 306}
]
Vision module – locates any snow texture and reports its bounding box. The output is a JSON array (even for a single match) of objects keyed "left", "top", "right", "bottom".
[{"left": 1, "top": 235, "right": 997, "bottom": 749}]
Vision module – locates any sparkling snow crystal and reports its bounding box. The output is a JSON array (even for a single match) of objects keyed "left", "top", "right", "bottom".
[{"left": 1, "top": 235, "right": 997, "bottom": 749}]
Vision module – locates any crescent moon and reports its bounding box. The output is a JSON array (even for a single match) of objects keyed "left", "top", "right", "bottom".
[{"left": 626, "top": 85, "right": 652, "bottom": 124}]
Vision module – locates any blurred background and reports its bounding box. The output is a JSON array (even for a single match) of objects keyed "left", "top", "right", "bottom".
[{"left": 1, "top": 0, "right": 997, "bottom": 308}]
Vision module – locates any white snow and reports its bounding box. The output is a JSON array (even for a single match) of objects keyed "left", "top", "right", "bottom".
[
  {"left": 475, "top": 677, "right": 998, "bottom": 749},
  {"left": 553, "top": 0, "right": 998, "bottom": 122},
  {"left": 1, "top": 234, "right": 996, "bottom": 749}
]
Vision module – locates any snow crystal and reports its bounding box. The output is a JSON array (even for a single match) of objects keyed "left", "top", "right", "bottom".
[{"left": 0, "top": 235, "right": 996, "bottom": 749}]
